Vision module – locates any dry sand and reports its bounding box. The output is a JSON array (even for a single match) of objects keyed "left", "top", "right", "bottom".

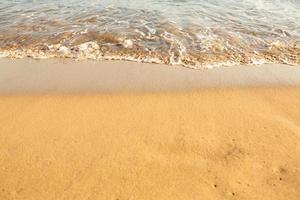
[{"left": 0, "top": 59, "right": 300, "bottom": 200}]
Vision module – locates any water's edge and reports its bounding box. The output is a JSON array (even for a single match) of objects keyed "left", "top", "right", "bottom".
[{"left": 1, "top": 0, "right": 299, "bottom": 69}]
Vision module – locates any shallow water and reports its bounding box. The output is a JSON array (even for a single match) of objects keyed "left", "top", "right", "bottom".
[{"left": 0, "top": 0, "right": 299, "bottom": 68}]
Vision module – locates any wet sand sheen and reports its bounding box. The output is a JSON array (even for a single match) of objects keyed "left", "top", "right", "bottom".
[
  {"left": 0, "top": 59, "right": 300, "bottom": 199},
  {"left": 1, "top": 59, "right": 300, "bottom": 94}
]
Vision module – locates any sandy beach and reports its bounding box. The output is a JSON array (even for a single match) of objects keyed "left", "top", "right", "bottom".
[{"left": 0, "top": 59, "right": 300, "bottom": 200}]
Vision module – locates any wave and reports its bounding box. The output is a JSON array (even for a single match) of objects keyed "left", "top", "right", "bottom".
[{"left": 0, "top": 0, "right": 299, "bottom": 68}]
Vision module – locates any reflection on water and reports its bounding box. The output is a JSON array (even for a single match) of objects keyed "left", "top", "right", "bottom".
[{"left": 0, "top": 0, "right": 299, "bottom": 68}]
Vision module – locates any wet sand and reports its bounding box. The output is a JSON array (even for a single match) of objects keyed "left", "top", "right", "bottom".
[
  {"left": 1, "top": 59, "right": 300, "bottom": 94},
  {"left": 0, "top": 59, "right": 300, "bottom": 200}
]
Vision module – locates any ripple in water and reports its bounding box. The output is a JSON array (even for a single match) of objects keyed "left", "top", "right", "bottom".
[{"left": 0, "top": 0, "right": 299, "bottom": 68}]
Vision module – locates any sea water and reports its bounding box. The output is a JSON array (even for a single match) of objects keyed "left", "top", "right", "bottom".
[{"left": 0, "top": 0, "right": 299, "bottom": 68}]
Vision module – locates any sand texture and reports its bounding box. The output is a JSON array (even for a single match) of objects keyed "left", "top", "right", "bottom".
[
  {"left": 0, "top": 88, "right": 300, "bottom": 200},
  {"left": 0, "top": 59, "right": 300, "bottom": 200}
]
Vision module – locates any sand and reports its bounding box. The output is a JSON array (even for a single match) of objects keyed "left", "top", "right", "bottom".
[
  {"left": 1, "top": 59, "right": 300, "bottom": 94},
  {"left": 0, "top": 59, "right": 300, "bottom": 200}
]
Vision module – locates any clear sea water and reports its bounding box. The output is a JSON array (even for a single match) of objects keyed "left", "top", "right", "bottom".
[{"left": 0, "top": 0, "right": 299, "bottom": 68}]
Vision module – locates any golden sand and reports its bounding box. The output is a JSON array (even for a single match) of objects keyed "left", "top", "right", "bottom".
[{"left": 1, "top": 87, "right": 300, "bottom": 200}]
